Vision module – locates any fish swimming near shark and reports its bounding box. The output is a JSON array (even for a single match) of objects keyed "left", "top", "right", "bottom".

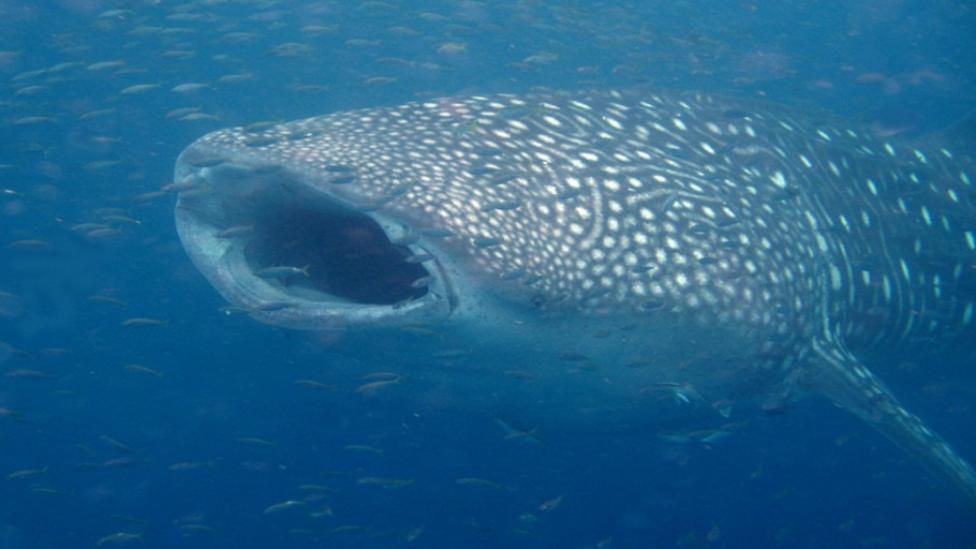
[{"left": 172, "top": 89, "right": 976, "bottom": 502}]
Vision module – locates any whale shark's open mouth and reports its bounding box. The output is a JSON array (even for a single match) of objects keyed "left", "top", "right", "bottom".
[
  {"left": 244, "top": 202, "right": 429, "bottom": 305},
  {"left": 172, "top": 153, "right": 455, "bottom": 330}
]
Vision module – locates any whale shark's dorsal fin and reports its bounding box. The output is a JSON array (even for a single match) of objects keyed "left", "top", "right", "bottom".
[{"left": 807, "top": 338, "right": 976, "bottom": 503}]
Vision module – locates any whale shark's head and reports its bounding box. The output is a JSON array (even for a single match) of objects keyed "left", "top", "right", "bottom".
[{"left": 174, "top": 95, "right": 560, "bottom": 333}]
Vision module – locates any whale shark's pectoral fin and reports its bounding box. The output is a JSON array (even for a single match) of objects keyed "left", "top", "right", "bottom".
[{"left": 808, "top": 339, "right": 976, "bottom": 503}]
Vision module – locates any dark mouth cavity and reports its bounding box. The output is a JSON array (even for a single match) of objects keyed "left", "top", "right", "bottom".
[{"left": 244, "top": 204, "right": 430, "bottom": 306}]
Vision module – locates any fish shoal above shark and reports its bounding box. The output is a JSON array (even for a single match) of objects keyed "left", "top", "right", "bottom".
[{"left": 172, "top": 88, "right": 976, "bottom": 503}]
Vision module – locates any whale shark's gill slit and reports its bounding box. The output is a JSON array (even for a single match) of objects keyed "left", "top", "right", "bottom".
[{"left": 244, "top": 201, "right": 430, "bottom": 306}]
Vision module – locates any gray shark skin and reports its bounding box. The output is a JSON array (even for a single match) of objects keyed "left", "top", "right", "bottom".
[{"left": 173, "top": 89, "right": 976, "bottom": 502}]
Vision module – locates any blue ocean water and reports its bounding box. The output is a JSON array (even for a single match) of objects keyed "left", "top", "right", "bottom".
[{"left": 1, "top": 1, "right": 974, "bottom": 547}]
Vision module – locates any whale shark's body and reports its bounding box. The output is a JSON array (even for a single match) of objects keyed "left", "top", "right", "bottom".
[{"left": 173, "top": 89, "right": 976, "bottom": 501}]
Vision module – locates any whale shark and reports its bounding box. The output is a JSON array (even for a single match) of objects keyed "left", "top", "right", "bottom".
[{"left": 172, "top": 89, "right": 976, "bottom": 502}]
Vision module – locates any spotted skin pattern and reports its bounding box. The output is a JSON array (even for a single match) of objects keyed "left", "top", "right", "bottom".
[{"left": 181, "top": 89, "right": 976, "bottom": 500}]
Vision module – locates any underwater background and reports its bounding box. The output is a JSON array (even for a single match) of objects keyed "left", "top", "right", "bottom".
[{"left": 1, "top": 1, "right": 975, "bottom": 547}]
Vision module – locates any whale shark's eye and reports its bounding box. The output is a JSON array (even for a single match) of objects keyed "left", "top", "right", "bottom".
[{"left": 244, "top": 204, "right": 429, "bottom": 306}]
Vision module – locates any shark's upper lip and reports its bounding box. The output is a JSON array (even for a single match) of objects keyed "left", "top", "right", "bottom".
[{"left": 172, "top": 143, "right": 455, "bottom": 330}]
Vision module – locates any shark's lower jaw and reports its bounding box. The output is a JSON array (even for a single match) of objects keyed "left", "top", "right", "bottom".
[{"left": 173, "top": 154, "right": 454, "bottom": 330}]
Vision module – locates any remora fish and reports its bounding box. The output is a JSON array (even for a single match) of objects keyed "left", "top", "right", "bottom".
[{"left": 173, "top": 89, "right": 976, "bottom": 502}]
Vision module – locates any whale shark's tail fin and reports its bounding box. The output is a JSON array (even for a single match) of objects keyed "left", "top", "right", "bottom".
[{"left": 808, "top": 339, "right": 976, "bottom": 503}]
